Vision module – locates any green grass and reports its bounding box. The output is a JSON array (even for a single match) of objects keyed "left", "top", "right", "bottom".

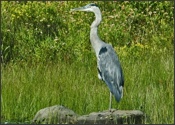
[{"left": 1, "top": 49, "right": 174, "bottom": 124}]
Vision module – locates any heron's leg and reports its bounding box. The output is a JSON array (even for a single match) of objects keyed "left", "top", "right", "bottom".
[{"left": 109, "top": 92, "right": 112, "bottom": 110}]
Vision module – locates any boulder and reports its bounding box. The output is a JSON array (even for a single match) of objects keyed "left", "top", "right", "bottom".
[
  {"left": 77, "top": 109, "right": 144, "bottom": 124},
  {"left": 32, "top": 105, "right": 79, "bottom": 124},
  {"left": 32, "top": 105, "right": 144, "bottom": 124}
]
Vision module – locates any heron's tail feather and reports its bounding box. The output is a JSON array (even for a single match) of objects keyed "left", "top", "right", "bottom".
[{"left": 113, "top": 86, "right": 123, "bottom": 102}]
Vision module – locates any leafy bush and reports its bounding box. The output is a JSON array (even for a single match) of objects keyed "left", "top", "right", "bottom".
[{"left": 1, "top": 1, "right": 174, "bottom": 64}]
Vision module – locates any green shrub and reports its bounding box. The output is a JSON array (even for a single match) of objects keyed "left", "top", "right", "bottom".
[{"left": 1, "top": 1, "right": 173, "bottom": 64}]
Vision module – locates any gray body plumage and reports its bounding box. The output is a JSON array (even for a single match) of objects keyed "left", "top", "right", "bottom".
[
  {"left": 98, "top": 45, "right": 124, "bottom": 102},
  {"left": 71, "top": 3, "right": 124, "bottom": 109}
]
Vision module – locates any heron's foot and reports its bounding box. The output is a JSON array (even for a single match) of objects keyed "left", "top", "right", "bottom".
[{"left": 109, "top": 108, "right": 116, "bottom": 113}]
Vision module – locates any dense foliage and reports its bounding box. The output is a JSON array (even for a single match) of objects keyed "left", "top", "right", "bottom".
[{"left": 1, "top": 1, "right": 174, "bottom": 64}]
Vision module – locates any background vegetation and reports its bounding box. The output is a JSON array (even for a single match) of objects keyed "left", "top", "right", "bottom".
[{"left": 1, "top": 1, "right": 174, "bottom": 124}]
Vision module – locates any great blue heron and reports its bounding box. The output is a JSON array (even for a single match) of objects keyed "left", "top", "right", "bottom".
[{"left": 71, "top": 3, "right": 124, "bottom": 110}]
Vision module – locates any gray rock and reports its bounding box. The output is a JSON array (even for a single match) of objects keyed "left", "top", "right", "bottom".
[
  {"left": 77, "top": 109, "right": 144, "bottom": 124},
  {"left": 32, "top": 106, "right": 144, "bottom": 124},
  {"left": 32, "top": 105, "right": 79, "bottom": 124}
]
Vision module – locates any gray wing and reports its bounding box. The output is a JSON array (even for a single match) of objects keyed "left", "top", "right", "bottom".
[{"left": 97, "top": 44, "right": 124, "bottom": 102}]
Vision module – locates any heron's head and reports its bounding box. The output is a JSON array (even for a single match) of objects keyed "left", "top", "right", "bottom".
[{"left": 70, "top": 3, "right": 99, "bottom": 13}]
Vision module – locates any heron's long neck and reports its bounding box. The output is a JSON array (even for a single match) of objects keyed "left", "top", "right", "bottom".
[
  {"left": 90, "top": 9, "right": 103, "bottom": 56},
  {"left": 90, "top": 10, "right": 101, "bottom": 28}
]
